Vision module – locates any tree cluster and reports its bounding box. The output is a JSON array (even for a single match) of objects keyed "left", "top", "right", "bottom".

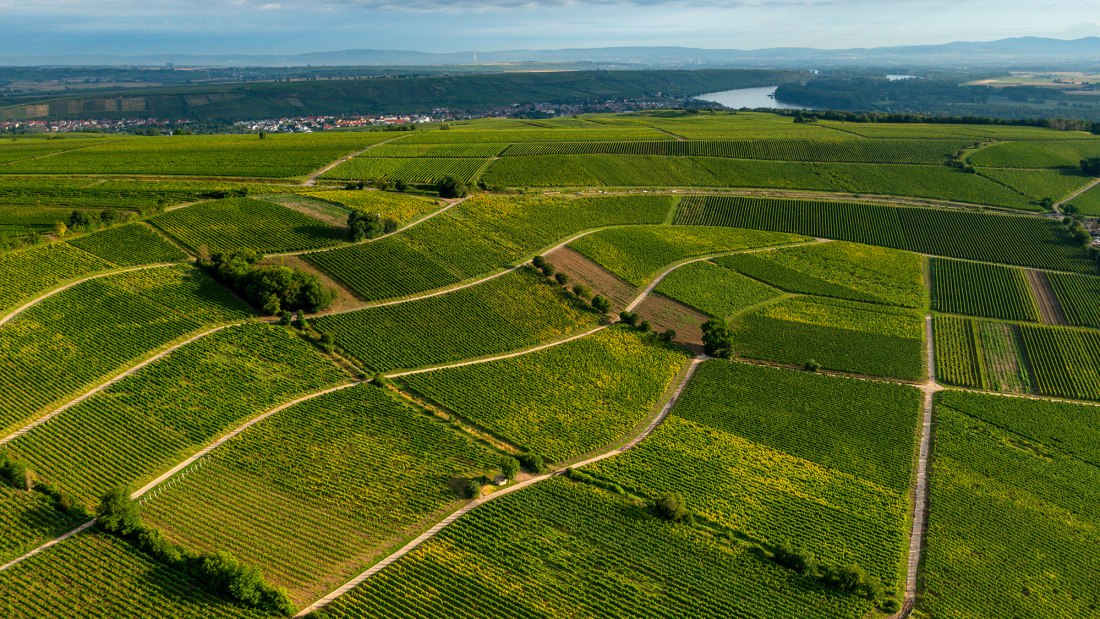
[
  {"left": 97, "top": 487, "right": 296, "bottom": 615},
  {"left": 436, "top": 175, "right": 468, "bottom": 199},
  {"left": 201, "top": 249, "right": 334, "bottom": 315},
  {"left": 701, "top": 319, "right": 734, "bottom": 358},
  {"left": 769, "top": 540, "right": 889, "bottom": 606},
  {"left": 348, "top": 210, "right": 398, "bottom": 242},
  {"left": 0, "top": 451, "right": 87, "bottom": 519}
]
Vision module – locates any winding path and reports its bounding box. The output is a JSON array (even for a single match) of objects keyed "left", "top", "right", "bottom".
[
  {"left": 1055, "top": 176, "right": 1100, "bottom": 209},
  {"left": 294, "top": 356, "right": 705, "bottom": 617}
]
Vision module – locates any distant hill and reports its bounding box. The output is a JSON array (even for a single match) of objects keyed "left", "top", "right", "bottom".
[
  {"left": 2, "top": 37, "right": 1099, "bottom": 68},
  {"left": 0, "top": 69, "right": 800, "bottom": 122}
]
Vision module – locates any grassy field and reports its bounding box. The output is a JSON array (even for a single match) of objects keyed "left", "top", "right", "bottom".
[
  {"left": 399, "top": 328, "right": 688, "bottom": 462},
  {"left": 921, "top": 392, "right": 1100, "bottom": 618},
  {"left": 141, "top": 384, "right": 500, "bottom": 605}
]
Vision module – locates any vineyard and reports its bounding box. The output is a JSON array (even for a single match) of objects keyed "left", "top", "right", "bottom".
[
  {"left": 921, "top": 395, "right": 1100, "bottom": 618},
  {"left": 716, "top": 241, "right": 925, "bottom": 308},
  {"left": 5, "top": 323, "right": 347, "bottom": 503},
  {"left": 731, "top": 296, "right": 926, "bottom": 379},
  {"left": 0, "top": 243, "right": 111, "bottom": 313},
  {"left": 319, "top": 477, "right": 875, "bottom": 619},
  {"left": 3, "top": 110, "right": 1100, "bottom": 618},
  {"left": 568, "top": 225, "right": 806, "bottom": 286},
  {"left": 929, "top": 258, "right": 1040, "bottom": 321},
  {"left": 654, "top": 260, "right": 784, "bottom": 318},
  {"left": 321, "top": 157, "right": 489, "bottom": 184},
  {"left": 500, "top": 138, "right": 972, "bottom": 163},
  {"left": 399, "top": 328, "right": 688, "bottom": 462},
  {"left": 305, "top": 194, "right": 674, "bottom": 301},
  {"left": 675, "top": 195, "right": 1096, "bottom": 273},
  {"left": 0, "top": 132, "right": 393, "bottom": 178},
  {"left": 0, "top": 532, "right": 268, "bottom": 618},
  {"left": 588, "top": 360, "right": 918, "bottom": 586},
  {"left": 1047, "top": 271, "right": 1100, "bottom": 327},
  {"left": 0, "top": 266, "right": 253, "bottom": 435},
  {"left": 151, "top": 198, "right": 346, "bottom": 254},
  {"left": 140, "top": 384, "right": 500, "bottom": 604},
  {"left": 312, "top": 269, "right": 600, "bottom": 373},
  {"left": 67, "top": 223, "right": 188, "bottom": 266}
]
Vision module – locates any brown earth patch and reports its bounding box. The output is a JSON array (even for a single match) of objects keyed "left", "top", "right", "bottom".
[
  {"left": 634, "top": 294, "right": 709, "bottom": 354},
  {"left": 543, "top": 246, "right": 638, "bottom": 312},
  {"left": 1024, "top": 269, "right": 1068, "bottom": 326}
]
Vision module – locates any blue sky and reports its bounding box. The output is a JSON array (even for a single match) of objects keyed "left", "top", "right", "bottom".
[{"left": 2, "top": 0, "right": 1099, "bottom": 55}]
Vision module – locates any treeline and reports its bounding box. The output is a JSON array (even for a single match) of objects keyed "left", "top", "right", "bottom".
[
  {"left": 779, "top": 107, "right": 1100, "bottom": 133},
  {"left": 774, "top": 76, "right": 1100, "bottom": 127},
  {"left": 97, "top": 487, "right": 295, "bottom": 615},
  {"left": 199, "top": 249, "right": 334, "bottom": 315}
]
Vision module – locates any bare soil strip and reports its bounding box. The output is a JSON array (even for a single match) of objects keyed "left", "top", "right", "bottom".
[
  {"left": 543, "top": 246, "right": 638, "bottom": 311},
  {"left": 634, "top": 294, "right": 709, "bottom": 354},
  {"left": 1024, "top": 269, "right": 1068, "bottom": 326}
]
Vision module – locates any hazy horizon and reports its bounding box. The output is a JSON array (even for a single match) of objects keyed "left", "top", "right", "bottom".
[{"left": 2, "top": 0, "right": 1099, "bottom": 57}]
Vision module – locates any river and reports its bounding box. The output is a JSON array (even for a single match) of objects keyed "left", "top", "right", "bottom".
[{"left": 693, "top": 85, "right": 809, "bottom": 110}]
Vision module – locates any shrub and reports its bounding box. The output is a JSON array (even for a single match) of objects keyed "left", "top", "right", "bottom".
[
  {"left": 804, "top": 359, "right": 822, "bottom": 372},
  {"left": 461, "top": 477, "right": 482, "bottom": 499},
  {"left": 772, "top": 540, "right": 817, "bottom": 574},
  {"left": 437, "top": 175, "right": 468, "bottom": 198},
  {"left": 532, "top": 255, "right": 546, "bottom": 271},
  {"left": 619, "top": 311, "right": 639, "bottom": 326},
  {"left": 572, "top": 283, "right": 592, "bottom": 300},
  {"left": 517, "top": 453, "right": 547, "bottom": 474},
  {"left": 591, "top": 295, "right": 611, "bottom": 314},
  {"left": 652, "top": 493, "right": 691, "bottom": 523},
  {"left": 637, "top": 320, "right": 651, "bottom": 333},
  {"left": 500, "top": 456, "right": 520, "bottom": 480},
  {"left": 0, "top": 452, "right": 32, "bottom": 490},
  {"left": 554, "top": 272, "right": 569, "bottom": 285},
  {"left": 659, "top": 328, "right": 676, "bottom": 343},
  {"left": 394, "top": 179, "right": 409, "bottom": 192},
  {"left": 97, "top": 487, "right": 142, "bottom": 536}
]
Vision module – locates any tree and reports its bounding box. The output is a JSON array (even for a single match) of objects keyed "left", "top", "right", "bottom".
[
  {"left": 436, "top": 175, "right": 468, "bottom": 198},
  {"left": 701, "top": 319, "right": 734, "bottom": 358},
  {"left": 461, "top": 477, "right": 482, "bottom": 499},
  {"left": 618, "top": 311, "right": 638, "bottom": 326},
  {"left": 652, "top": 493, "right": 690, "bottom": 522},
  {"left": 638, "top": 320, "right": 651, "bottom": 333},
  {"left": 659, "top": 328, "right": 676, "bottom": 343},
  {"left": 772, "top": 540, "right": 817, "bottom": 574},
  {"left": 1081, "top": 157, "right": 1100, "bottom": 176},
  {"left": 517, "top": 453, "right": 546, "bottom": 474},
  {"left": 500, "top": 456, "right": 520, "bottom": 480},
  {"left": 572, "top": 284, "right": 592, "bottom": 300},
  {"left": 591, "top": 295, "right": 611, "bottom": 314},
  {"left": 554, "top": 272, "right": 569, "bottom": 286},
  {"left": 52, "top": 221, "right": 67, "bottom": 238},
  {"left": 393, "top": 179, "right": 409, "bottom": 192},
  {"left": 97, "top": 487, "right": 141, "bottom": 535}
]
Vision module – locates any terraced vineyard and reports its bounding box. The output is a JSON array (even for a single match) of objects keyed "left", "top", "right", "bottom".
[{"left": 3, "top": 111, "right": 1099, "bottom": 619}]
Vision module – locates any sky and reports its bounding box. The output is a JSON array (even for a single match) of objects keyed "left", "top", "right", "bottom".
[{"left": 1, "top": 0, "right": 1099, "bottom": 57}]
